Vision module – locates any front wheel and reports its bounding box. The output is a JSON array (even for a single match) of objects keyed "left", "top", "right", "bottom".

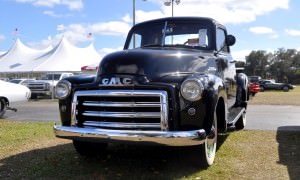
[
  {"left": 30, "top": 94, "right": 37, "bottom": 99},
  {"left": 200, "top": 113, "right": 217, "bottom": 167},
  {"left": 282, "top": 86, "right": 289, "bottom": 92},
  {"left": 0, "top": 98, "right": 7, "bottom": 118},
  {"left": 73, "top": 140, "right": 108, "bottom": 156},
  {"left": 260, "top": 86, "right": 265, "bottom": 92}
]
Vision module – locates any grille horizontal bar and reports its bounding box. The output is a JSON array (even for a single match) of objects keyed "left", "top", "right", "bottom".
[
  {"left": 82, "top": 101, "right": 160, "bottom": 108},
  {"left": 82, "top": 111, "right": 160, "bottom": 118},
  {"left": 83, "top": 121, "right": 161, "bottom": 129}
]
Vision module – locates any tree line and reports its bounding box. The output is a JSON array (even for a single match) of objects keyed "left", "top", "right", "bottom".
[{"left": 244, "top": 48, "right": 300, "bottom": 84}]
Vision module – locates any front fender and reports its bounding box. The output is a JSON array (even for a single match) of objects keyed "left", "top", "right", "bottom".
[{"left": 236, "top": 73, "right": 249, "bottom": 105}]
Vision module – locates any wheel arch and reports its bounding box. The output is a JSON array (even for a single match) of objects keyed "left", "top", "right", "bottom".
[
  {"left": 237, "top": 73, "right": 249, "bottom": 101},
  {"left": 0, "top": 96, "right": 9, "bottom": 106}
]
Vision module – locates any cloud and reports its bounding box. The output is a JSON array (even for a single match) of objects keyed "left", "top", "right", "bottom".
[
  {"left": 0, "top": 34, "right": 5, "bottom": 41},
  {"left": 144, "top": 0, "right": 289, "bottom": 24},
  {"left": 135, "top": 10, "right": 165, "bottom": 23},
  {"left": 249, "top": 26, "right": 278, "bottom": 39},
  {"left": 285, "top": 29, "right": 300, "bottom": 36},
  {"left": 28, "top": 19, "right": 131, "bottom": 48},
  {"left": 15, "top": 0, "right": 83, "bottom": 10},
  {"left": 249, "top": 26, "right": 274, "bottom": 34},
  {"left": 232, "top": 49, "right": 252, "bottom": 61},
  {"left": 90, "top": 21, "right": 131, "bottom": 36},
  {"left": 28, "top": 0, "right": 290, "bottom": 51},
  {"left": 62, "top": 21, "right": 131, "bottom": 44},
  {"left": 43, "top": 10, "right": 72, "bottom": 18}
]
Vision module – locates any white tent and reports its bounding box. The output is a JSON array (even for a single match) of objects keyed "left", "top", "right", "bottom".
[
  {"left": 0, "top": 37, "right": 102, "bottom": 73},
  {"left": 34, "top": 38, "right": 101, "bottom": 72},
  {"left": 0, "top": 39, "right": 52, "bottom": 72}
]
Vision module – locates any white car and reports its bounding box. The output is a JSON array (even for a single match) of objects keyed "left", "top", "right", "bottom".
[{"left": 0, "top": 80, "right": 31, "bottom": 118}]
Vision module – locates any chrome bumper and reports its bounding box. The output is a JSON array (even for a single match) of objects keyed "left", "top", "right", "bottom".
[{"left": 54, "top": 125, "right": 207, "bottom": 146}]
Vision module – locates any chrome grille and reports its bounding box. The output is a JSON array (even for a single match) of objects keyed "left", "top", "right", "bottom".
[
  {"left": 27, "top": 83, "right": 46, "bottom": 90},
  {"left": 72, "top": 90, "right": 169, "bottom": 131}
]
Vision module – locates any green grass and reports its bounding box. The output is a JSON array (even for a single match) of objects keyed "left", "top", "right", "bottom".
[
  {"left": 0, "top": 120, "right": 299, "bottom": 179},
  {"left": 250, "top": 85, "right": 300, "bottom": 105}
]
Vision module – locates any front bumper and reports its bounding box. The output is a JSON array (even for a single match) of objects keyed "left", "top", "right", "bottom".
[
  {"left": 54, "top": 125, "right": 207, "bottom": 146},
  {"left": 31, "top": 90, "right": 52, "bottom": 95}
]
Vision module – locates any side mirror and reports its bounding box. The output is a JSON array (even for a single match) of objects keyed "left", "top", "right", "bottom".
[{"left": 226, "top": 35, "right": 236, "bottom": 46}]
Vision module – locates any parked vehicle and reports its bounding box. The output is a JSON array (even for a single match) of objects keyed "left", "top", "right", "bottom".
[
  {"left": 27, "top": 73, "right": 73, "bottom": 99},
  {"left": 259, "top": 80, "right": 295, "bottom": 92},
  {"left": 249, "top": 82, "right": 260, "bottom": 96},
  {"left": 54, "top": 17, "right": 249, "bottom": 166},
  {"left": 0, "top": 80, "right": 31, "bottom": 118},
  {"left": 9, "top": 78, "right": 34, "bottom": 86},
  {"left": 248, "top": 76, "right": 261, "bottom": 96}
]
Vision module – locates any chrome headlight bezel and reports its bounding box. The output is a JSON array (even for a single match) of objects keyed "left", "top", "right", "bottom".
[
  {"left": 180, "top": 78, "right": 204, "bottom": 101},
  {"left": 55, "top": 80, "right": 71, "bottom": 99}
]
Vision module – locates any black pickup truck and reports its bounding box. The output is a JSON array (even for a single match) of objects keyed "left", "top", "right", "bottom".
[{"left": 54, "top": 17, "right": 248, "bottom": 166}]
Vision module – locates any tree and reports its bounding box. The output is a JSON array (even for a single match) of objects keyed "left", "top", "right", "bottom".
[
  {"left": 270, "top": 48, "right": 295, "bottom": 82},
  {"left": 245, "top": 50, "right": 269, "bottom": 77}
]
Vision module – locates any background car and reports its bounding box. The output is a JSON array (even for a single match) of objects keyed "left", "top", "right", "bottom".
[
  {"left": 9, "top": 78, "right": 34, "bottom": 86},
  {"left": 248, "top": 76, "right": 261, "bottom": 96},
  {"left": 0, "top": 80, "right": 31, "bottom": 118},
  {"left": 249, "top": 82, "right": 260, "bottom": 96},
  {"left": 259, "top": 80, "right": 295, "bottom": 92}
]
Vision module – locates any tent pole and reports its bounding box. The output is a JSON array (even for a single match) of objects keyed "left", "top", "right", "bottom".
[{"left": 51, "top": 73, "right": 54, "bottom": 99}]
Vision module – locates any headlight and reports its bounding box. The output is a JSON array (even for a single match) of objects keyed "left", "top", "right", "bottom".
[
  {"left": 55, "top": 80, "right": 71, "bottom": 99},
  {"left": 45, "top": 83, "right": 50, "bottom": 90},
  {"left": 180, "top": 78, "right": 204, "bottom": 101}
]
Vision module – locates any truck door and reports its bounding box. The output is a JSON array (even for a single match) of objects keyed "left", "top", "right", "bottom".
[{"left": 216, "top": 27, "right": 236, "bottom": 108}]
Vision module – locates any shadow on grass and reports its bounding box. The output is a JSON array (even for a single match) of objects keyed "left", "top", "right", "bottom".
[
  {"left": 0, "top": 139, "right": 229, "bottom": 180},
  {"left": 277, "top": 126, "right": 300, "bottom": 180}
]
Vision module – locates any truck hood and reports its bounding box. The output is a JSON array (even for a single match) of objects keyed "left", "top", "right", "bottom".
[
  {"left": 29, "top": 80, "right": 58, "bottom": 86},
  {"left": 97, "top": 48, "right": 217, "bottom": 83}
]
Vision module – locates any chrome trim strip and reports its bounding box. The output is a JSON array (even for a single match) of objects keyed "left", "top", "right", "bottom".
[
  {"left": 71, "top": 90, "right": 169, "bottom": 130},
  {"left": 83, "top": 101, "right": 160, "bottom": 108},
  {"left": 74, "top": 90, "right": 165, "bottom": 97},
  {"left": 160, "top": 91, "right": 168, "bottom": 131},
  {"left": 71, "top": 100, "right": 77, "bottom": 126},
  {"left": 83, "top": 121, "right": 161, "bottom": 129},
  {"left": 54, "top": 125, "right": 206, "bottom": 146},
  {"left": 82, "top": 111, "right": 160, "bottom": 118}
]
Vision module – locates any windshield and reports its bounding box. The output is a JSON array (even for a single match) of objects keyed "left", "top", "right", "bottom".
[
  {"left": 9, "top": 79, "right": 22, "bottom": 84},
  {"left": 41, "top": 74, "right": 61, "bottom": 80},
  {"left": 126, "top": 20, "right": 213, "bottom": 50}
]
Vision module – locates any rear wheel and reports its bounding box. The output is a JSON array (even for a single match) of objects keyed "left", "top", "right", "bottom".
[
  {"left": 0, "top": 98, "right": 7, "bottom": 118},
  {"left": 73, "top": 140, "right": 108, "bottom": 156},
  {"left": 260, "top": 86, "right": 264, "bottom": 92},
  {"left": 200, "top": 112, "right": 217, "bottom": 167}
]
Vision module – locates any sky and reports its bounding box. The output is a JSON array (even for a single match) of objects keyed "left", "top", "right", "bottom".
[{"left": 0, "top": 0, "right": 300, "bottom": 60}]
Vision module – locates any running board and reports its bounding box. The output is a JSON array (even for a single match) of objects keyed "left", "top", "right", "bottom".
[
  {"left": 6, "top": 106, "right": 17, "bottom": 112},
  {"left": 227, "top": 107, "right": 246, "bottom": 126}
]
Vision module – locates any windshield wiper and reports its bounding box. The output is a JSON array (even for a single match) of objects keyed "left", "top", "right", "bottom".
[
  {"left": 142, "top": 44, "right": 163, "bottom": 48},
  {"left": 164, "top": 44, "right": 202, "bottom": 49}
]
